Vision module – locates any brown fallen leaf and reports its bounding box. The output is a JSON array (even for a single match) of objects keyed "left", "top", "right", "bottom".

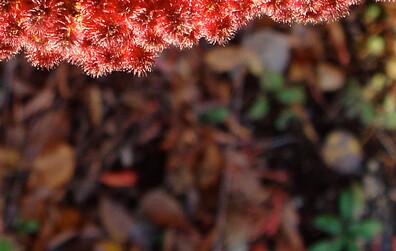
[
  {"left": 95, "top": 239, "right": 123, "bottom": 251},
  {"left": 56, "top": 206, "right": 82, "bottom": 231},
  {"left": 196, "top": 141, "right": 223, "bottom": 190},
  {"left": 139, "top": 189, "right": 190, "bottom": 231},
  {"left": 228, "top": 151, "right": 269, "bottom": 207},
  {"left": 99, "top": 197, "right": 133, "bottom": 243},
  {"left": 16, "top": 87, "right": 54, "bottom": 121},
  {"left": 86, "top": 85, "right": 103, "bottom": 126},
  {"left": 28, "top": 143, "right": 75, "bottom": 190},
  {"left": 46, "top": 229, "right": 78, "bottom": 251},
  {"left": 316, "top": 63, "right": 345, "bottom": 92},
  {"left": 204, "top": 46, "right": 243, "bottom": 73},
  {"left": 278, "top": 200, "right": 305, "bottom": 251},
  {"left": 26, "top": 108, "right": 70, "bottom": 161},
  {"left": 163, "top": 228, "right": 201, "bottom": 251},
  {"left": 0, "top": 146, "right": 21, "bottom": 170}
]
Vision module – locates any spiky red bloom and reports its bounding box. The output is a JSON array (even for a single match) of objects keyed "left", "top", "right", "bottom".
[{"left": 0, "top": 0, "right": 394, "bottom": 76}]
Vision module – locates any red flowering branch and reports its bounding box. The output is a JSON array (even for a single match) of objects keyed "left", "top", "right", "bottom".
[{"left": 0, "top": 0, "right": 394, "bottom": 76}]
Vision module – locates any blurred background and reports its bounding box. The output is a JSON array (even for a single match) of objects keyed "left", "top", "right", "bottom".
[{"left": 1, "top": 2, "right": 396, "bottom": 251}]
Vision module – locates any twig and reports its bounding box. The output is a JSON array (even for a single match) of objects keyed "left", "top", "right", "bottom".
[
  {"left": 1, "top": 58, "right": 17, "bottom": 122},
  {"left": 212, "top": 148, "right": 233, "bottom": 251},
  {"left": 3, "top": 170, "right": 28, "bottom": 229},
  {"left": 230, "top": 67, "right": 246, "bottom": 121},
  {"left": 375, "top": 128, "right": 396, "bottom": 164}
]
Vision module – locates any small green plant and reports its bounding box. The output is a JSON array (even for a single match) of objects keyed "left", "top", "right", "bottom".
[
  {"left": 199, "top": 106, "right": 230, "bottom": 124},
  {"left": 247, "top": 70, "right": 305, "bottom": 130},
  {"left": 342, "top": 77, "right": 396, "bottom": 130},
  {"left": 310, "top": 185, "right": 382, "bottom": 251},
  {"left": 0, "top": 237, "right": 14, "bottom": 251},
  {"left": 15, "top": 218, "right": 40, "bottom": 235}
]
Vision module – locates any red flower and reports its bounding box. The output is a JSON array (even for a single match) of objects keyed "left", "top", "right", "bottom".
[{"left": 0, "top": 0, "right": 393, "bottom": 76}]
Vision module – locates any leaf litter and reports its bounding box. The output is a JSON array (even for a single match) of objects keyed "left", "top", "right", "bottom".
[{"left": 0, "top": 4, "right": 396, "bottom": 251}]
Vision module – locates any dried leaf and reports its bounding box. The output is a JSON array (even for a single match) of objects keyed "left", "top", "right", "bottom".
[
  {"left": 0, "top": 146, "right": 21, "bottom": 170},
  {"left": 26, "top": 108, "right": 70, "bottom": 160},
  {"left": 316, "top": 63, "right": 345, "bottom": 92},
  {"left": 73, "top": 161, "right": 101, "bottom": 203},
  {"left": 139, "top": 189, "right": 190, "bottom": 230},
  {"left": 229, "top": 155, "right": 269, "bottom": 206},
  {"left": 47, "top": 230, "right": 78, "bottom": 250},
  {"left": 95, "top": 240, "right": 123, "bottom": 251},
  {"left": 56, "top": 206, "right": 82, "bottom": 231},
  {"left": 197, "top": 142, "right": 223, "bottom": 190},
  {"left": 87, "top": 85, "right": 103, "bottom": 126},
  {"left": 204, "top": 47, "right": 242, "bottom": 73},
  {"left": 279, "top": 201, "right": 305, "bottom": 251},
  {"left": 99, "top": 197, "right": 133, "bottom": 243},
  {"left": 28, "top": 143, "right": 75, "bottom": 190},
  {"left": 17, "top": 88, "right": 54, "bottom": 121}
]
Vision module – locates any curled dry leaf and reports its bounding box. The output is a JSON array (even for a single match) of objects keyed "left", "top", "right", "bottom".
[
  {"left": 139, "top": 189, "right": 190, "bottom": 231},
  {"left": 28, "top": 143, "right": 75, "bottom": 190}
]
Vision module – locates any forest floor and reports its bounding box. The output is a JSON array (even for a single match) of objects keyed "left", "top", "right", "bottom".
[{"left": 1, "top": 2, "right": 396, "bottom": 251}]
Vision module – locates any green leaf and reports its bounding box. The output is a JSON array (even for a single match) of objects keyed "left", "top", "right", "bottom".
[
  {"left": 367, "top": 35, "right": 385, "bottom": 56},
  {"left": 339, "top": 189, "right": 353, "bottom": 221},
  {"left": 359, "top": 101, "right": 375, "bottom": 126},
  {"left": 199, "top": 106, "right": 229, "bottom": 124},
  {"left": 353, "top": 219, "right": 382, "bottom": 241},
  {"left": 343, "top": 82, "right": 364, "bottom": 120},
  {"left": 364, "top": 4, "right": 381, "bottom": 23},
  {"left": 313, "top": 215, "right": 342, "bottom": 235},
  {"left": 309, "top": 239, "right": 344, "bottom": 251},
  {"left": 309, "top": 241, "right": 334, "bottom": 251},
  {"left": 260, "top": 71, "right": 284, "bottom": 92},
  {"left": 339, "top": 185, "right": 365, "bottom": 221},
  {"left": 16, "top": 218, "right": 40, "bottom": 234},
  {"left": 351, "top": 185, "right": 365, "bottom": 220},
  {"left": 274, "top": 108, "right": 298, "bottom": 131},
  {"left": 247, "top": 96, "right": 269, "bottom": 120},
  {"left": 0, "top": 238, "right": 13, "bottom": 251},
  {"left": 276, "top": 86, "right": 306, "bottom": 104},
  {"left": 382, "top": 110, "right": 396, "bottom": 130},
  {"left": 345, "top": 239, "right": 360, "bottom": 251}
]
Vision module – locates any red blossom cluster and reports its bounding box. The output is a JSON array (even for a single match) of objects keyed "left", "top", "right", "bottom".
[{"left": 0, "top": 0, "right": 393, "bottom": 76}]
